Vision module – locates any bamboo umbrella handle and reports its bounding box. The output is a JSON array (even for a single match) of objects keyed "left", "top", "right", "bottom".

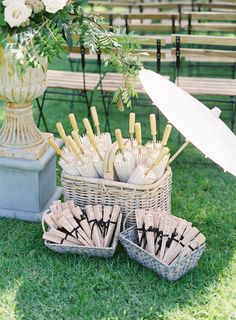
[
  {"left": 83, "top": 118, "right": 93, "bottom": 133},
  {"left": 135, "top": 122, "right": 142, "bottom": 146},
  {"left": 56, "top": 122, "right": 67, "bottom": 143},
  {"left": 129, "top": 113, "right": 135, "bottom": 135},
  {"left": 71, "top": 131, "right": 84, "bottom": 154},
  {"left": 168, "top": 140, "right": 190, "bottom": 165},
  {"left": 91, "top": 106, "right": 100, "bottom": 136},
  {"left": 67, "top": 136, "right": 83, "bottom": 163},
  {"left": 48, "top": 138, "right": 68, "bottom": 163},
  {"left": 161, "top": 124, "right": 172, "bottom": 147},
  {"left": 69, "top": 114, "right": 79, "bottom": 133},
  {"left": 135, "top": 122, "right": 142, "bottom": 155},
  {"left": 150, "top": 114, "right": 157, "bottom": 148},
  {"left": 129, "top": 113, "right": 135, "bottom": 147},
  {"left": 145, "top": 147, "right": 169, "bottom": 175},
  {"left": 87, "top": 130, "right": 103, "bottom": 161},
  {"left": 115, "top": 129, "right": 125, "bottom": 161},
  {"left": 48, "top": 138, "right": 62, "bottom": 156}
]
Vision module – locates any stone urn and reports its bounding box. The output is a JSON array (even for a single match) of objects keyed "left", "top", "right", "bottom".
[{"left": 0, "top": 48, "right": 49, "bottom": 160}]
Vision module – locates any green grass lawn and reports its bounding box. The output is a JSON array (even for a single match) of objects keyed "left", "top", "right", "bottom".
[{"left": 0, "top": 55, "right": 236, "bottom": 320}]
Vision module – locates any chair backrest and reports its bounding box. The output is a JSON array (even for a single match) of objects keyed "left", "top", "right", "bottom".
[
  {"left": 203, "top": 0, "right": 236, "bottom": 2},
  {"left": 195, "top": 2, "right": 236, "bottom": 12},
  {"left": 182, "top": 11, "right": 236, "bottom": 34},
  {"left": 89, "top": 1, "right": 191, "bottom": 19},
  {"left": 91, "top": 12, "right": 180, "bottom": 34},
  {"left": 171, "top": 34, "right": 236, "bottom": 75}
]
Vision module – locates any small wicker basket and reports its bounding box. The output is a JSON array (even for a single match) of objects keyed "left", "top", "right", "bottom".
[
  {"left": 62, "top": 166, "right": 172, "bottom": 226},
  {"left": 42, "top": 210, "right": 122, "bottom": 258},
  {"left": 119, "top": 226, "right": 205, "bottom": 281}
]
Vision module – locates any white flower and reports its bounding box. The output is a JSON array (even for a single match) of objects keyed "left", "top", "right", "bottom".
[
  {"left": 3, "top": 0, "right": 25, "bottom": 6},
  {"left": 26, "top": 0, "right": 44, "bottom": 14},
  {"left": 41, "top": 0, "right": 67, "bottom": 13},
  {"left": 4, "top": 3, "right": 32, "bottom": 28}
]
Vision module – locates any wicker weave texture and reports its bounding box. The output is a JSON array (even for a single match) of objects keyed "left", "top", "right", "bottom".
[
  {"left": 44, "top": 212, "right": 122, "bottom": 258},
  {"left": 62, "top": 167, "right": 172, "bottom": 226},
  {"left": 119, "top": 226, "right": 205, "bottom": 281}
]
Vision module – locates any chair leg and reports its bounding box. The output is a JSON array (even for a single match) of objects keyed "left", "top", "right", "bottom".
[
  {"left": 69, "top": 59, "right": 74, "bottom": 71},
  {"left": 36, "top": 93, "right": 49, "bottom": 132},
  {"left": 233, "top": 64, "right": 236, "bottom": 79},
  {"left": 103, "top": 93, "right": 112, "bottom": 133},
  {"left": 84, "top": 90, "right": 92, "bottom": 121},
  {"left": 70, "top": 89, "right": 76, "bottom": 112},
  {"left": 231, "top": 97, "right": 236, "bottom": 131},
  {"left": 155, "top": 110, "right": 161, "bottom": 140},
  {"left": 188, "top": 61, "right": 192, "bottom": 77}
]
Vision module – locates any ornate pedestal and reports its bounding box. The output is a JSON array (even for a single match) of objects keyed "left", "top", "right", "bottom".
[{"left": 0, "top": 49, "right": 62, "bottom": 220}]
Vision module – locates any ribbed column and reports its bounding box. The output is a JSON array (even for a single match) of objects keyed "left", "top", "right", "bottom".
[
  {"left": 0, "top": 103, "right": 45, "bottom": 147},
  {"left": 0, "top": 54, "right": 49, "bottom": 160}
]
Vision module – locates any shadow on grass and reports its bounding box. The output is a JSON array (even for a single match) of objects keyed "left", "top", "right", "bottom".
[{"left": 0, "top": 162, "right": 235, "bottom": 319}]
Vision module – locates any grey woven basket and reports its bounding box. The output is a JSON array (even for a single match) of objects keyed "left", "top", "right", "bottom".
[
  {"left": 119, "top": 226, "right": 205, "bottom": 281},
  {"left": 43, "top": 211, "right": 122, "bottom": 258}
]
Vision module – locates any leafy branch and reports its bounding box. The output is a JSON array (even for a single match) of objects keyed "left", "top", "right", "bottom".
[{"left": 0, "top": 0, "right": 143, "bottom": 109}]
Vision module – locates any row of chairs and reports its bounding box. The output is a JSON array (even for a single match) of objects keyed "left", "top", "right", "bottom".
[
  {"left": 89, "top": 11, "right": 236, "bottom": 35},
  {"left": 89, "top": 0, "right": 236, "bottom": 13},
  {"left": 107, "top": 0, "right": 236, "bottom": 3},
  {"left": 37, "top": 33, "right": 236, "bottom": 133}
]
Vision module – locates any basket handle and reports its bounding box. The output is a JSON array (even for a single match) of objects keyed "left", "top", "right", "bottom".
[
  {"left": 103, "top": 141, "right": 119, "bottom": 180},
  {"left": 41, "top": 209, "right": 51, "bottom": 233},
  {"left": 103, "top": 139, "right": 149, "bottom": 181},
  {"left": 122, "top": 211, "right": 134, "bottom": 231}
]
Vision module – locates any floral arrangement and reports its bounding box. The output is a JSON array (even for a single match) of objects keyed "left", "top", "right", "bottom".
[{"left": 0, "top": 0, "right": 142, "bottom": 108}]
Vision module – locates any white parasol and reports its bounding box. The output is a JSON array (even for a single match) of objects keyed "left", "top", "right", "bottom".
[
  {"left": 139, "top": 69, "right": 236, "bottom": 177},
  {"left": 146, "top": 124, "right": 172, "bottom": 179},
  {"left": 128, "top": 147, "right": 170, "bottom": 185},
  {"left": 86, "top": 129, "right": 105, "bottom": 178},
  {"left": 66, "top": 136, "right": 99, "bottom": 178},
  {"left": 114, "top": 129, "right": 136, "bottom": 183},
  {"left": 134, "top": 122, "right": 148, "bottom": 165}
]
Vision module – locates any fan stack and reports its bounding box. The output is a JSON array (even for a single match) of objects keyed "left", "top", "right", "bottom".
[
  {"left": 119, "top": 209, "right": 206, "bottom": 280},
  {"left": 43, "top": 200, "right": 122, "bottom": 257}
]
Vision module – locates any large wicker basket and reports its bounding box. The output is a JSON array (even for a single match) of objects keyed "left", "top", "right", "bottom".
[
  {"left": 119, "top": 226, "right": 205, "bottom": 281},
  {"left": 61, "top": 166, "right": 172, "bottom": 226}
]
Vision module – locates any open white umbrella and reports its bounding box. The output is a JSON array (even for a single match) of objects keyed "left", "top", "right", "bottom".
[{"left": 139, "top": 69, "right": 236, "bottom": 177}]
